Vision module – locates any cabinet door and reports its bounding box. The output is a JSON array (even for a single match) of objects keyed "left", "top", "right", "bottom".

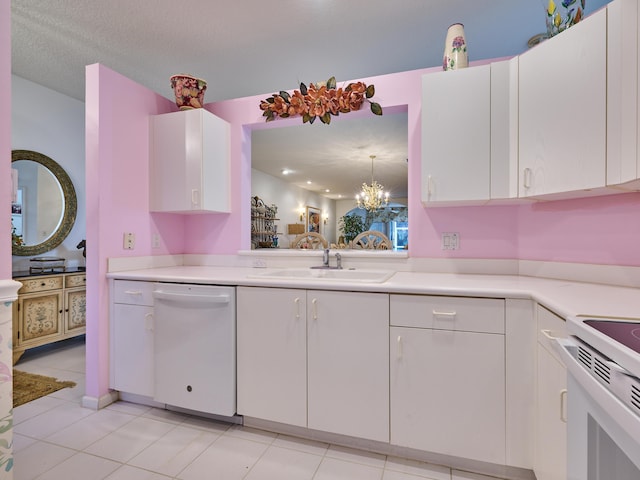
[
  {"left": 535, "top": 306, "right": 567, "bottom": 480},
  {"left": 18, "top": 292, "right": 63, "bottom": 345},
  {"left": 535, "top": 343, "right": 567, "bottom": 480},
  {"left": 519, "top": 8, "right": 607, "bottom": 197},
  {"left": 236, "top": 286, "right": 307, "bottom": 427},
  {"left": 307, "top": 291, "right": 389, "bottom": 442},
  {"left": 390, "top": 326, "right": 506, "bottom": 464},
  {"left": 112, "top": 304, "right": 154, "bottom": 397},
  {"left": 149, "top": 109, "right": 230, "bottom": 213},
  {"left": 422, "top": 64, "right": 491, "bottom": 204},
  {"left": 64, "top": 288, "right": 86, "bottom": 334}
]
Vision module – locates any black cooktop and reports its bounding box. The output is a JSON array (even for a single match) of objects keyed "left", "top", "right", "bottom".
[{"left": 584, "top": 320, "right": 640, "bottom": 354}]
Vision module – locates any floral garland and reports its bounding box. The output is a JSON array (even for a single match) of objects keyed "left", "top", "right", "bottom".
[{"left": 260, "top": 76, "right": 382, "bottom": 125}]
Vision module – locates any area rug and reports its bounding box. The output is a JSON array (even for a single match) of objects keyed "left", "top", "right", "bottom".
[{"left": 13, "top": 370, "right": 76, "bottom": 407}]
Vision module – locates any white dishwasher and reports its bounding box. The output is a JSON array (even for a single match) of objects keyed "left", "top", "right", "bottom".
[{"left": 153, "top": 283, "right": 236, "bottom": 416}]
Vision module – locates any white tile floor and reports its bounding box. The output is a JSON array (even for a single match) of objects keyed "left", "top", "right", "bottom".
[{"left": 12, "top": 337, "right": 507, "bottom": 480}]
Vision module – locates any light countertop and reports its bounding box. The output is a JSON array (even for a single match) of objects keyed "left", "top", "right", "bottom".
[{"left": 107, "top": 266, "right": 640, "bottom": 321}]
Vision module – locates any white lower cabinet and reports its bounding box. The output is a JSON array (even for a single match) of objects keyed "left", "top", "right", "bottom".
[
  {"left": 535, "top": 305, "right": 568, "bottom": 480},
  {"left": 307, "top": 290, "right": 389, "bottom": 442},
  {"left": 390, "top": 294, "right": 506, "bottom": 465},
  {"left": 110, "top": 280, "right": 155, "bottom": 397},
  {"left": 237, "top": 286, "right": 389, "bottom": 442},
  {"left": 236, "top": 287, "right": 307, "bottom": 427}
]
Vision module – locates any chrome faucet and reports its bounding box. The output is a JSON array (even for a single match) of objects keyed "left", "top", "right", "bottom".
[
  {"left": 322, "top": 248, "right": 330, "bottom": 267},
  {"left": 312, "top": 248, "right": 342, "bottom": 269}
]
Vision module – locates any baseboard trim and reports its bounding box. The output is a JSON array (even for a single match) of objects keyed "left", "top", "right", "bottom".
[
  {"left": 82, "top": 390, "right": 118, "bottom": 410},
  {"left": 244, "top": 417, "right": 535, "bottom": 480}
]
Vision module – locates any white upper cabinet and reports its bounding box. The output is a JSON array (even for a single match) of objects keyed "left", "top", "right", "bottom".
[
  {"left": 421, "top": 59, "right": 518, "bottom": 205},
  {"left": 606, "top": 0, "right": 639, "bottom": 189},
  {"left": 519, "top": 6, "right": 608, "bottom": 198},
  {"left": 149, "top": 109, "right": 230, "bottom": 213}
]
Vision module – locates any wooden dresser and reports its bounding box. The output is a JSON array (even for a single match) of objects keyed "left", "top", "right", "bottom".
[{"left": 12, "top": 270, "right": 86, "bottom": 364}]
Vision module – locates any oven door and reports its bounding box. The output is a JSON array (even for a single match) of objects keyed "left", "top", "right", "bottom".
[{"left": 554, "top": 338, "right": 640, "bottom": 480}]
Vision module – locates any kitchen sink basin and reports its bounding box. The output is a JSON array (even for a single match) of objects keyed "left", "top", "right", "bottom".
[{"left": 248, "top": 268, "right": 395, "bottom": 283}]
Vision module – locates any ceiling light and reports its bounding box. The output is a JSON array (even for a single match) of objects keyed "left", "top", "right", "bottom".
[
  {"left": 356, "top": 155, "right": 389, "bottom": 211},
  {"left": 281, "top": 168, "right": 291, "bottom": 175}
]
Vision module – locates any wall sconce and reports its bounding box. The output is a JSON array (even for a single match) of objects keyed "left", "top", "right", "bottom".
[
  {"left": 299, "top": 208, "right": 306, "bottom": 222},
  {"left": 323, "top": 214, "right": 329, "bottom": 225}
]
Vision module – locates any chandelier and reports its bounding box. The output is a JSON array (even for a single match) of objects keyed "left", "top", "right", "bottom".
[{"left": 356, "top": 155, "right": 389, "bottom": 211}]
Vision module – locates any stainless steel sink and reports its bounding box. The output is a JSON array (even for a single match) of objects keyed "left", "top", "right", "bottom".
[{"left": 248, "top": 268, "right": 395, "bottom": 283}]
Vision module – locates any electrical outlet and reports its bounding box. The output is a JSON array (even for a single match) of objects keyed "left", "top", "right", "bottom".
[
  {"left": 152, "top": 233, "right": 160, "bottom": 248},
  {"left": 441, "top": 232, "right": 459, "bottom": 250},
  {"left": 123, "top": 232, "right": 135, "bottom": 250}
]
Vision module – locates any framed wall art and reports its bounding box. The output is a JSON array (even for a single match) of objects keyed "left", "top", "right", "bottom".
[{"left": 306, "top": 206, "right": 321, "bottom": 234}]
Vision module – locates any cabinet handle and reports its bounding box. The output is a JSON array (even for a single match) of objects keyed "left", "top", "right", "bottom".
[
  {"left": 523, "top": 167, "right": 532, "bottom": 189},
  {"left": 145, "top": 312, "right": 153, "bottom": 332},
  {"left": 311, "top": 298, "right": 318, "bottom": 320},
  {"left": 124, "top": 290, "right": 143, "bottom": 296},
  {"left": 427, "top": 175, "right": 434, "bottom": 197},
  {"left": 294, "top": 297, "right": 300, "bottom": 319},
  {"left": 540, "top": 329, "right": 559, "bottom": 340},
  {"left": 560, "top": 389, "right": 568, "bottom": 423},
  {"left": 432, "top": 310, "right": 456, "bottom": 319},
  {"left": 397, "top": 335, "right": 403, "bottom": 359},
  {"left": 191, "top": 189, "right": 200, "bottom": 207}
]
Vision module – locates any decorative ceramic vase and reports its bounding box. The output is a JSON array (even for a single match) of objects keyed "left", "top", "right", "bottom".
[
  {"left": 170, "top": 74, "right": 207, "bottom": 110},
  {"left": 443, "top": 23, "right": 468, "bottom": 71},
  {"left": 542, "top": 0, "right": 585, "bottom": 38}
]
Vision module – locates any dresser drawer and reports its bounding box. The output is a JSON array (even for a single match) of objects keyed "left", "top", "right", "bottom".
[
  {"left": 18, "top": 275, "right": 63, "bottom": 294},
  {"left": 390, "top": 294, "right": 505, "bottom": 334},
  {"left": 113, "top": 280, "right": 155, "bottom": 306},
  {"left": 65, "top": 273, "right": 86, "bottom": 288}
]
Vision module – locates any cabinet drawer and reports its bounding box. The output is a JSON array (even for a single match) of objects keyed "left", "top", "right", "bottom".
[
  {"left": 18, "top": 275, "right": 63, "bottom": 294},
  {"left": 537, "top": 304, "right": 566, "bottom": 362},
  {"left": 390, "top": 294, "right": 505, "bottom": 334},
  {"left": 65, "top": 273, "right": 86, "bottom": 288},
  {"left": 113, "top": 280, "right": 155, "bottom": 306}
]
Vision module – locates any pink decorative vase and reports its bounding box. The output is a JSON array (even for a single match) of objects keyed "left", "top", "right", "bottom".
[
  {"left": 443, "top": 23, "right": 468, "bottom": 71},
  {"left": 170, "top": 74, "right": 207, "bottom": 110}
]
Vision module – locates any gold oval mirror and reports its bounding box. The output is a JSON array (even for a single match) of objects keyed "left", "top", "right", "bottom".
[{"left": 11, "top": 150, "right": 77, "bottom": 256}]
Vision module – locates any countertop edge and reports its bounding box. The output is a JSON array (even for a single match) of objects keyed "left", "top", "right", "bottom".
[{"left": 106, "top": 266, "right": 640, "bottom": 321}]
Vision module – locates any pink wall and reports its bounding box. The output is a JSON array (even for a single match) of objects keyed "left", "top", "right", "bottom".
[
  {"left": 186, "top": 66, "right": 520, "bottom": 259},
  {"left": 1, "top": 2, "right": 11, "bottom": 280},
  {"left": 518, "top": 192, "right": 640, "bottom": 266},
  {"left": 85, "top": 64, "right": 184, "bottom": 400}
]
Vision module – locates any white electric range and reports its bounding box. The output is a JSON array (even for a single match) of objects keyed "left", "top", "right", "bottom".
[{"left": 554, "top": 316, "right": 640, "bottom": 479}]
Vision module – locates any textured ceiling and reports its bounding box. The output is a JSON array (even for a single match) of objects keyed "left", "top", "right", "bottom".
[
  {"left": 10, "top": 0, "right": 609, "bottom": 201},
  {"left": 12, "top": 0, "right": 613, "bottom": 104}
]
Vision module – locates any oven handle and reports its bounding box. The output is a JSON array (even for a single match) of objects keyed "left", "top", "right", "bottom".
[{"left": 551, "top": 337, "right": 640, "bottom": 434}]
